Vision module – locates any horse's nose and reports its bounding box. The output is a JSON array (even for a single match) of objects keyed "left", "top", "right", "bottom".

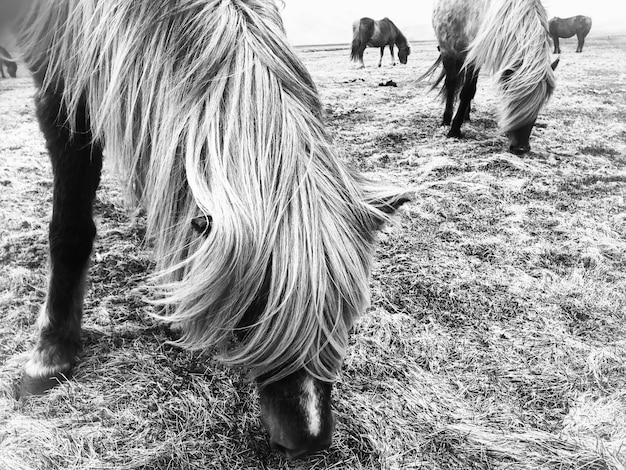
[
  {"left": 509, "top": 144, "right": 530, "bottom": 155},
  {"left": 258, "top": 371, "right": 335, "bottom": 459},
  {"left": 268, "top": 420, "right": 334, "bottom": 460}
]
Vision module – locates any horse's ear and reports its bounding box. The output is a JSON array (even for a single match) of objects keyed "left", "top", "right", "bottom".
[
  {"left": 551, "top": 56, "right": 560, "bottom": 71},
  {"left": 370, "top": 193, "right": 411, "bottom": 229},
  {"left": 191, "top": 215, "right": 212, "bottom": 236}
]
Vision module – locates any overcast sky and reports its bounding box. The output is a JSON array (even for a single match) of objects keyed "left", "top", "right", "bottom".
[{"left": 281, "top": 0, "right": 626, "bottom": 45}]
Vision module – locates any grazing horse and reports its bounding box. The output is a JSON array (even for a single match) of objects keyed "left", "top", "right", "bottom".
[
  {"left": 422, "top": 0, "right": 558, "bottom": 154},
  {"left": 6, "top": 0, "right": 408, "bottom": 460},
  {"left": 351, "top": 17, "right": 411, "bottom": 68},
  {"left": 0, "top": 45, "right": 17, "bottom": 78},
  {"left": 549, "top": 16, "right": 592, "bottom": 53}
]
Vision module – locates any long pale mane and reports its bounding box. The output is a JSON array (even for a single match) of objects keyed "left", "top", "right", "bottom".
[
  {"left": 465, "top": 0, "right": 556, "bottom": 132},
  {"left": 16, "top": 0, "right": 406, "bottom": 383}
]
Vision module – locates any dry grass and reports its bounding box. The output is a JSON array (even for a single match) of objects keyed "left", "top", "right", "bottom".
[{"left": 1, "top": 35, "right": 626, "bottom": 469}]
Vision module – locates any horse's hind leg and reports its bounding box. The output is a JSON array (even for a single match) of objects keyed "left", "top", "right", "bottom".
[
  {"left": 553, "top": 36, "right": 561, "bottom": 54},
  {"left": 378, "top": 47, "right": 384, "bottom": 67},
  {"left": 357, "top": 47, "right": 366, "bottom": 68},
  {"left": 441, "top": 56, "right": 459, "bottom": 127},
  {"left": 0, "top": 63, "right": 5, "bottom": 78},
  {"left": 389, "top": 44, "right": 396, "bottom": 66},
  {"left": 20, "top": 91, "right": 102, "bottom": 396},
  {"left": 449, "top": 66, "right": 478, "bottom": 138},
  {"left": 576, "top": 33, "right": 585, "bottom": 52}
]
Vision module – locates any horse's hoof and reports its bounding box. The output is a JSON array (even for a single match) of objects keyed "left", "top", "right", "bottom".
[
  {"left": 447, "top": 129, "right": 463, "bottom": 138},
  {"left": 18, "top": 372, "right": 69, "bottom": 398},
  {"left": 441, "top": 120, "right": 451, "bottom": 127}
]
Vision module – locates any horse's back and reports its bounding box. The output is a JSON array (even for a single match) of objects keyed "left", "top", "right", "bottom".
[
  {"left": 432, "top": 0, "right": 488, "bottom": 57},
  {"left": 549, "top": 15, "right": 592, "bottom": 37},
  {"left": 360, "top": 17, "right": 394, "bottom": 47}
]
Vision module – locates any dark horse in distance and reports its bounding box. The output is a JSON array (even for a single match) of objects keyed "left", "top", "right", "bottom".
[
  {"left": 422, "top": 0, "right": 559, "bottom": 154},
  {"left": 351, "top": 17, "right": 410, "bottom": 68},
  {"left": 549, "top": 16, "right": 592, "bottom": 53},
  {"left": 4, "top": 0, "right": 407, "bottom": 461},
  {"left": 0, "top": 45, "right": 17, "bottom": 77}
]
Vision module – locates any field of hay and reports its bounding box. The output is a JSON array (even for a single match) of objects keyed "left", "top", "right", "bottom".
[{"left": 1, "top": 34, "right": 625, "bottom": 469}]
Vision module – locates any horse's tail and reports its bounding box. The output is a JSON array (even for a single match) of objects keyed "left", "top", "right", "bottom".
[
  {"left": 465, "top": 0, "right": 556, "bottom": 132},
  {"left": 18, "top": 0, "right": 408, "bottom": 385},
  {"left": 350, "top": 20, "right": 365, "bottom": 62},
  {"left": 417, "top": 54, "right": 443, "bottom": 88},
  {"left": 417, "top": 54, "right": 459, "bottom": 99},
  {"left": 582, "top": 16, "right": 592, "bottom": 34}
]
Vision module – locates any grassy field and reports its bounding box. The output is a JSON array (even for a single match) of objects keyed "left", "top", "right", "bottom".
[{"left": 1, "top": 35, "right": 625, "bottom": 469}]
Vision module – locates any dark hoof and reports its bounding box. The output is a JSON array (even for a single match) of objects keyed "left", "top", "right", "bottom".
[
  {"left": 447, "top": 129, "right": 463, "bottom": 138},
  {"left": 441, "top": 120, "right": 451, "bottom": 127},
  {"left": 509, "top": 145, "right": 530, "bottom": 155},
  {"left": 19, "top": 372, "right": 69, "bottom": 398}
]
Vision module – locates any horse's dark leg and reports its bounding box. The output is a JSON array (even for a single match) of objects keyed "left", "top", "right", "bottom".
[
  {"left": 553, "top": 36, "right": 561, "bottom": 54},
  {"left": 21, "top": 91, "right": 102, "bottom": 396},
  {"left": 389, "top": 44, "right": 396, "bottom": 66},
  {"left": 576, "top": 33, "right": 584, "bottom": 52},
  {"left": 449, "top": 66, "right": 478, "bottom": 138},
  {"left": 378, "top": 47, "right": 384, "bottom": 67},
  {"left": 464, "top": 66, "right": 479, "bottom": 122},
  {"left": 0, "top": 63, "right": 5, "bottom": 78},
  {"left": 441, "top": 56, "right": 458, "bottom": 127}
]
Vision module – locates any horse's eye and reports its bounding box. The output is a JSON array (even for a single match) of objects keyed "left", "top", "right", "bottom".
[
  {"left": 191, "top": 215, "right": 212, "bottom": 236},
  {"left": 501, "top": 69, "right": 514, "bottom": 81}
]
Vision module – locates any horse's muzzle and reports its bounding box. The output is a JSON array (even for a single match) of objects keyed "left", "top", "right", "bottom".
[
  {"left": 258, "top": 371, "right": 335, "bottom": 460},
  {"left": 269, "top": 425, "right": 334, "bottom": 460},
  {"left": 509, "top": 144, "right": 531, "bottom": 155}
]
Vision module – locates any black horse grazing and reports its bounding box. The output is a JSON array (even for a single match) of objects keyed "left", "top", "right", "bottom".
[
  {"left": 6, "top": 0, "right": 408, "bottom": 461},
  {"left": 351, "top": 17, "right": 410, "bottom": 68},
  {"left": 549, "top": 16, "right": 592, "bottom": 53},
  {"left": 0, "top": 45, "right": 17, "bottom": 78},
  {"left": 422, "top": 0, "right": 558, "bottom": 155}
]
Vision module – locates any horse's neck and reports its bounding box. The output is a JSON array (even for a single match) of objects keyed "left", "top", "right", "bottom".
[{"left": 395, "top": 31, "right": 407, "bottom": 47}]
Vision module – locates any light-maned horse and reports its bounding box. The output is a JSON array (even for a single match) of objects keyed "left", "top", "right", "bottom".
[
  {"left": 0, "top": 45, "right": 17, "bottom": 78},
  {"left": 351, "top": 17, "right": 411, "bottom": 68},
  {"left": 422, "top": 0, "right": 559, "bottom": 154},
  {"left": 5, "top": 0, "right": 408, "bottom": 460},
  {"left": 549, "top": 16, "right": 592, "bottom": 53}
]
